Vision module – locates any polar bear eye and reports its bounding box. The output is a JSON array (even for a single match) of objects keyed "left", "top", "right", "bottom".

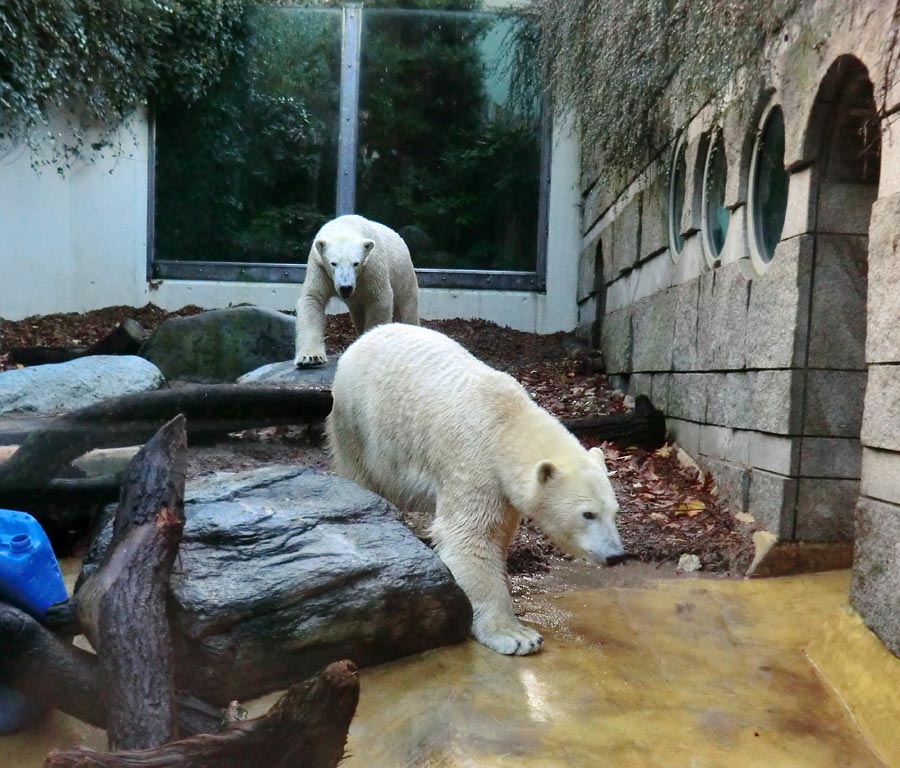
[
  {"left": 352, "top": 261, "right": 360, "bottom": 267},
  {"left": 330, "top": 261, "right": 337, "bottom": 267},
  {"left": 582, "top": 511, "right": 597, "bottom": 520}
]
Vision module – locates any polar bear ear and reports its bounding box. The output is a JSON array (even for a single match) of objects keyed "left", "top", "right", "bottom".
[
  {"left": 314, "top": 239, "right": 327, "bottom": 259},
  {"left": 359, "top": 239, "right": 375, "bottom": 264},
  {"left": 536, "top": 460, "right": 557, "bottom": 485},
  {"left": 589, "top": 447, "right": 609, "bottom": 472}
]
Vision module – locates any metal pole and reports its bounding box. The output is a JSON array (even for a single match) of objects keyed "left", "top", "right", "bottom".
[{"left": 336, "top": 3, "right": 363, "bottom": 216}]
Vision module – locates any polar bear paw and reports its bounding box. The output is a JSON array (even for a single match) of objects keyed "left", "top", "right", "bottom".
[
  {"left": 294, "top": 350, "right": 328, "bottom": 368},
  {"left": 474, "top": 616, "right": 543, "bottom": 656}
]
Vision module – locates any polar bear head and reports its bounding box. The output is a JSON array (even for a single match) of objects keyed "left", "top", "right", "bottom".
[
  {"left": 314, "top": 235, "right": 376, "bottom": 299},
  {"left": 529, "top": 446, "right": 625, "bottom": 566}
]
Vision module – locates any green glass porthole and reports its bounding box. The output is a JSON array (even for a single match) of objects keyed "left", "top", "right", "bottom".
[
  {"left": 668, "top": 135, "right": 687, "bottom": 258},
  {"left": 750, "top": 106, "right": 788, "bottom": 264},
  {"left": 702, "top": 133, "right": 730, "bottom": 264}
]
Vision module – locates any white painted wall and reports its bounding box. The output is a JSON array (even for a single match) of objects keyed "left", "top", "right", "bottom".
[{"left": 1, "top": 110, "right": 580, "bottom": 334}]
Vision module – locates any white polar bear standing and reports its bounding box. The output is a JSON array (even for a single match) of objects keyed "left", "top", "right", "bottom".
[
  {"left": 326, "top": 324, "right": 625, "bottom": 656},
  {"left": 294, "top": 214, "right": 419, "bottom": 367}
]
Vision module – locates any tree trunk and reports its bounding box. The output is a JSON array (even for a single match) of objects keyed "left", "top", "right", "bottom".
[
  {"left": 0, "top": 602, "right": 224, "bottom": 736},
  {"left": 561, "top": 394, "right": 667, "bottom": 450},
  {"left": 43, "top": 660, "right": 360, "bottom": 768},
  {"left": 9, "top": 319, "right": 146, "bottom": 366},
  {"left": 73, "top": 415, "right": 188, "bottom": 751},
  {"left": 0, "top": 385, "right": 333, "bottom": 496}
]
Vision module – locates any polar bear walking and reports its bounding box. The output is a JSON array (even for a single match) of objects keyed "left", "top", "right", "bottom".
[
  {"left": 294, "top": 215, "right": 419, "bottom": 367},
  {"left": 327, "top": 324, "right": 625, "bottom": 656}
]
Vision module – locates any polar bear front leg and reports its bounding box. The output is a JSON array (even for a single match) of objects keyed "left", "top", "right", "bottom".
[
  {"left": 362, "top": 296, "right": 394, "bottom": 332},
  {"left": 294, "top": 266, "right": 330, "bottom": 367},
  {"left": 433, "top": 498, "right": 543, "bottom": 656}
]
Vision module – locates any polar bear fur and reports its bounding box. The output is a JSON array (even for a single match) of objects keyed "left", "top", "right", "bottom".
[
  {"left": 326, "top": 324, "right": 625, "bottom": 656},
  {"left": 294, "top": 215, "right": 419, "bottom": 366}
]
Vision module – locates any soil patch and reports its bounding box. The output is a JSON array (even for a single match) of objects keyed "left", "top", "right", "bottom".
[{"left": 1, "top": 306, "right": 756, "bottom": 578}]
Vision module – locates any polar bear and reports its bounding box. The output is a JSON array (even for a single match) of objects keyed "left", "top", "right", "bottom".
[
  {"left": 294, "top": 215, "right": 419, "bottom": 367},
  {"left": 326, "top": 324, "right": 625, "bottom": 655}
]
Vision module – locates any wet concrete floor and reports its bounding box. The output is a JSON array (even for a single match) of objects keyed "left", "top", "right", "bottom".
[
  {"left": 343, "top": 569, "right": 885, "bottom": 768},
  {"left": 0, "top": 567, "right": 888, "bottom": 767}
]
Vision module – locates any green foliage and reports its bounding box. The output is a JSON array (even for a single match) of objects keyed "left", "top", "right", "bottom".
[
  {"left": 527, "top": 0, "right": 803, "bottom": 177},
  {"left": 0, "top": 0, "right": 249, "bottom": 169},
  {"left": 154, "top": 7, "right": 340, "bottom": 263},
  {"left": 356, "top": 9, "right": 541, "bottom": 270},
  {"left": 154, "top": 5, "right": 543, "bottom": 271}
]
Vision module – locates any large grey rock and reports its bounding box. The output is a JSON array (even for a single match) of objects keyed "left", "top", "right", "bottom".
[
  {"left": 80, "top": 466, "right": 471, "bottom": 704},
  {"left": 799, "top": 437, "right": 862, "bottom": 479},
  {"left": 238, "top": 359, "right": 338, "bottom": 389},
  {"left": 141, "top": 306, "right": 295, "bottom": 383},
  {"left": 0, "top": 355, "right": 165, "bottom": 416},
  {"left": 611, "top": 195, "right": 641, "bottom": 277},
  {"left": 851, "top": 497, "right": 900, "bottom": 657}
]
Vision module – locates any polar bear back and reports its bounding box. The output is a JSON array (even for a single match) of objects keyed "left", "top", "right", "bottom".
[{"left": 327, "top": 324, "right": 573, "bottom": 509}]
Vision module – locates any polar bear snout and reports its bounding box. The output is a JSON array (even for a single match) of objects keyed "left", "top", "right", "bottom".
[
  {"left": 577, "top": 516, "right": 626, "bottom": 565},
  {"left": 338, "top": 284, "right": 354, "bottom": 298}
]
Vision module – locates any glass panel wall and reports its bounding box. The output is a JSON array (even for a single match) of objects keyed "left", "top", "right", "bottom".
[
  {"left": 357, "top": 9, "right": 540, "bottom": 270},
  {"left": 154, "top": 7, "right": 342, "bottom": 265},
  {"left": 152, "top": 3, "right": 544, "bottom": 285}
]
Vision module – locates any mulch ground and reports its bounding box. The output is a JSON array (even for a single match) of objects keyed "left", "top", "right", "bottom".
[{"left": 0, "top": 304, "right": 756, "bottom": 575}]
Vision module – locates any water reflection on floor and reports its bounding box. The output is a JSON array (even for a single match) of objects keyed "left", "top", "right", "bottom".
[
  {"left": 0, "top": 569, "right": 887, "bottom": 767},
  {"left": 344, "top": 571, "right": 885, "bottom": 768}
]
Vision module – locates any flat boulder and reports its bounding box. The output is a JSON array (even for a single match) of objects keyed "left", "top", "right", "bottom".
[
  {"left": 0, "top": 355, "right": 165, "bottom": 417},
  {"left": 140, "top": 306, "right": 295, "bottom": 382},
  {"left": 237, "top": 358, "right": 338, "bottom": 389},
  {"left": 79, "top": 466, "right": 471, "bottom": 704}
]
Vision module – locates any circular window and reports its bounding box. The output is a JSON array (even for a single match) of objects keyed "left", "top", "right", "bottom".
[
  {"left": 701, "top": 132, "right": 730, "bottom": 266},
  {"left": 667, "top": 134, "right": 687, "bottom": 260},
  {"left": 749, "top": 105, "right": 788, "bottom": 270}
]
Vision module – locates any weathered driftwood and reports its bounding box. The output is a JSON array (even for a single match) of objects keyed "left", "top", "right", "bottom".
[
  {"left": 9, "top": 319, "right": 146, "bottom": 366},
  {"left": 43, "top": 660, "right": 360, "bottom": 768},
  {"left": 0, "top": 602, "right": 224, "bottom": 736},
  {"left": 0, "top": 385, "right": 333, "bottom": 497},
  {"left": 561, "top": 394, "right": 667, "bottom": 450},
  {"left": 71, "top": 415, "right": 188, "bottom": 750}
]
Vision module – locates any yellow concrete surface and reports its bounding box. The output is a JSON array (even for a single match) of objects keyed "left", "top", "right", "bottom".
[
  {"left": 345, "top": 571, "right": 887, "bottom": 768},
  {"left": 0, "top": 570, "right": 891, "bottom": 767},
  {"left": 807, "top": 606, "right": 900, "bottom": 768}
]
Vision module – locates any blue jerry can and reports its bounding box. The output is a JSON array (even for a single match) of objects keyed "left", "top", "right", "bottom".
[{"left": 0, "top": 508, "right": 69, "bottom": 733}]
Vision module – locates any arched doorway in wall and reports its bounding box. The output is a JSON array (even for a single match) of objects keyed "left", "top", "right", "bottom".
[{"left": 792, "top": 55, "right": 880, "bottom": 542}]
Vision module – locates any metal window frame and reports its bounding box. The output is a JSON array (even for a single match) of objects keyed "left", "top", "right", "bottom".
[{"left": 149, "top": 4, "right": 549, "bottom": 293}]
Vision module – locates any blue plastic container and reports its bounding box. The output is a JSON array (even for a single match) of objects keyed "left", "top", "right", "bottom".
[{"left": 0, "top": 509, "right": 69, "bottom": 733}]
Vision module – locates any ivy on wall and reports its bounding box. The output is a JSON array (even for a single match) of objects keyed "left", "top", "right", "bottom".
[
  {"left": 0, "top": 0, "right": 249, "bottom": 169},
  {"left": 527, "top": 0, "right": 803, "bottom": 178}
]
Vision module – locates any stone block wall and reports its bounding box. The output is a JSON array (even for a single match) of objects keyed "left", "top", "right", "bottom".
[{"left": 576, "top": 0, "right": 900, "bottom": 656}]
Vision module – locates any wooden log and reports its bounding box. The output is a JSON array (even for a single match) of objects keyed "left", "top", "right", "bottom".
[
  {"left": 43, "top": 660, "right": 360, "bottom": 768},
  {"left": 561, "top": 395, "right": 667, "bottom": 450},
  {"left": 0, "top": 602, "right": 224, "bottom": 736},
  {"left": 74, "top": 415, "right": 188, "bottom": 751},
  {"left": 0, "top": 385, "right": 333, "bottom": 496},
  {"left": 9, "top": 319, "right": 146, "bottom": 366}
]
